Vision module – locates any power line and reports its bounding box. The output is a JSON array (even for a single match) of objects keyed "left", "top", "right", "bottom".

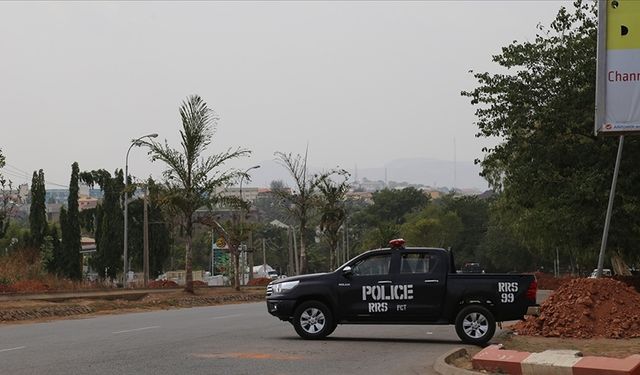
[{"left": 0, "top": 165, "right": 67, "bottom": 188}]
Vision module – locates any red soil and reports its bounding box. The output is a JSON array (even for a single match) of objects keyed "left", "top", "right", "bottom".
[{"left": 513, "top": 278, "right": 640, "bottom": 339}]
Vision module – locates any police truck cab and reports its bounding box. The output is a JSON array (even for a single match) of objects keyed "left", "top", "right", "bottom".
[{"left": 266, "top": 239, "right": 538, "bottom": 344}]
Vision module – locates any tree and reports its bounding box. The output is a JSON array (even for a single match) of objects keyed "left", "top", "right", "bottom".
[
  {"left": 0, "top": 149, "right": 12, "bottom": 240},
  {"left": 29, "top": 169, "right": 47, "bottom": 249},
  {"left": 46, "top": 224, "right": 63, "bottom": 275},
  {"left": 273, "top": 150, "right": 336, "bottom": 274},
  {"left": 462, "top": 1, "right": 640, "bottom": 266},
  {"left": 143, "top": 94, "right": 250, "bottom": 292},
  {"left": 318, "top": 172, "right": 350, "bottom": 270},
  {"left": 128, "top": 178, "right": 171, "bottom": 279},
  {"left": 440, "top": 194, "right": 490, "bottom": 264},
  {"left": 60, "top": 162, "right": 82, "bottom": 280},
  {"left": 80, "top": 169, "right": 124, "bottom": 280},
  {"left": 364, "top": 187, "right": 430, "bottom": 226},
  {"left": 401, "top": 205, "right": 463, "bottom": 249}
]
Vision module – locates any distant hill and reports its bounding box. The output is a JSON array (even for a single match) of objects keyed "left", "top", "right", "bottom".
[{"left": 246, "top": 157, "right": 488, "bottom": 190}]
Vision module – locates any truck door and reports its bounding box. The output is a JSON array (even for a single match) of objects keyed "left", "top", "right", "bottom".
[
  {"left": 337, "top": 251, "right": 395, "bottom": 321},
  {"left": 394, "top": 250, "right": 446, "bottom": 320}
]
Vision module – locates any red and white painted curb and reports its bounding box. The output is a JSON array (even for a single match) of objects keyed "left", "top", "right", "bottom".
[{"left": 473, "top": 344, "right": 640, "bottom": 375}]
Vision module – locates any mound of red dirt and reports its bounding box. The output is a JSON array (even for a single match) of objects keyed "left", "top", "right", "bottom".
[
  {"left": 192, "top": 280, "right": 207, "bottom": 287},
  {"left": 247, "top": 277, "right": 271, "bottom": 286},
  {"left": 148, "top": 280, "right": 179, "bottom": 288},
  {"left": 513, "top": 278, "right": 640, "bottom": 339}
]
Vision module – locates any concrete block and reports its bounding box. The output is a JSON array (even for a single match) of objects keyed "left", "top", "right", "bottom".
[
  {"left": 521, "top": 350, "right": 582, "bottom": 375},
  {"left": 472, "top": 345, "right": 531, "bottom": 375},
  {"left": 573, "top": 354, "right": 640, "bottom": 375}
]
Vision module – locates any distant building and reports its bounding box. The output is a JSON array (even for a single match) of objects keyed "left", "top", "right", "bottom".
[{"left": 78, "top": 196, "right": 98, "bottom": 211}]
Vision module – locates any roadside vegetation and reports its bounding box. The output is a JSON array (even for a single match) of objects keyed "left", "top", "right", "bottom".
[{"left": 1, "top": 1, "right": 639, "bottom": 296}]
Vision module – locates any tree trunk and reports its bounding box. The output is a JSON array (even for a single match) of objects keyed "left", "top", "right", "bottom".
[
  {"left": 184, "top": 218, "right": 194, "bottom": 293},
  {"left": 299, "top": 222, "right": 307, "bottom": 274},
  {"left": 233, "top": 249, "right": 241, "bottom": 291}
]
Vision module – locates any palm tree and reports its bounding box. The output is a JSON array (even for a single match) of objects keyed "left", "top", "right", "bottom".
[
  {"left": 318, "top": 172, "right": 350, "bottom": 270},
  {"left": 143, "top": 95, "right": 250, "bottom": 292}
]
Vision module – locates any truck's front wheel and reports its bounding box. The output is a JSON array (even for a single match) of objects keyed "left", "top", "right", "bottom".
[
  {"left": 293, "top": 301, "right": 334, "bottom": 340},
  {"left": 455, "top": 305, "right": 496, "bottom": 345}
]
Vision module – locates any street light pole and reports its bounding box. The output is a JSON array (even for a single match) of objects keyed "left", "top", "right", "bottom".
[
  {"left": 239, "top": 165, "right": 260, "bottom": 283},
  {"left": 123, "top": 133, "right": 158, "bottom": 287}
]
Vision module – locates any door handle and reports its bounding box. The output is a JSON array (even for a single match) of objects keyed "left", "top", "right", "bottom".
[
  {"left": 377, "top": 280, "right": 392, "bottom": 284},
  {"left": 424, "top": 279, "right": 439, "bottom": 284}
]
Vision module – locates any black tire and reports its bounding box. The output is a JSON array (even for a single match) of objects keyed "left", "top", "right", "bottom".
[
  {"left": 292, "top": 301, "right": 334, "bottom": 340},
  {"left": 454, "top": 305, "right": 496, "bottom": 345}
]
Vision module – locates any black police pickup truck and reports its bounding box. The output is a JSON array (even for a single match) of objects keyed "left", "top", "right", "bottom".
[{"left": 266, "top": 239, "right": 538, "bottom": 344}]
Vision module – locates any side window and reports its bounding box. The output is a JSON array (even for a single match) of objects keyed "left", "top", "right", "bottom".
[
  {"left": 352, "top": 254, "right": 391, "bottom": 276},
  {"left": 400, "top": 253, "right": 437, "bottom": 274}
]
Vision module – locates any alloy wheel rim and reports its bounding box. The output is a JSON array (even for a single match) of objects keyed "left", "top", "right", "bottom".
[
  {"left": 300, "top": 307, "right": 326, "bottom": 334},
  {"left": 462, "top": 312, "right": 488, "bottom": 338}
]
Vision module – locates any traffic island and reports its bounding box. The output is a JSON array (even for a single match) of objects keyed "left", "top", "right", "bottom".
[{"left": 472, "top": 345, "right": 640, "bottom": 375}]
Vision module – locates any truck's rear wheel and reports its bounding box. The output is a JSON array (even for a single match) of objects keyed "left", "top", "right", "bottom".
[
  {"left": 293, "top": 301, "right": 334, "bottom": 340},
  {"left": 455, "top": 305, "right": 496, "bottom": 345}
]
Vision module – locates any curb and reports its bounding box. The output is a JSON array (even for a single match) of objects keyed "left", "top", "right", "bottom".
[
  {"left": 473, "top": 345, "right": 640, "bottom": 375},
  {"left": 434, "top": 348, "right": 483, "bottom": 375}
]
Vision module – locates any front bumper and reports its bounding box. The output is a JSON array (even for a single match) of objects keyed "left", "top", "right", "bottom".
[{"left": 266, "top": 299, "right": 297, "bottom": 320}]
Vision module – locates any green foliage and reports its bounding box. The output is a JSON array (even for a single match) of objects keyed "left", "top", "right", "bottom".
[
  {"left": 360, "top": 187, "right": 430, "bottom": 226},
  {"left": 46, "top": 224, "right": 63, "bottom": 275},
  {"left": 29, "top": 169, "right": 47, "bottom": 249},
  {"left": 360, "top": 223, "right": 401, "bottom": 250},
  {"left": 40, "top": 234, "right": 54, "bottom": 271},
  {"left": 0, "top": 149, "right": 12, "bottom": 239},
  {"left": 60, "top": 162, "right": 82, "bottom": 280},
  {"left": 461, "top": 1, "right": 640, "bottom": 269},
  {"left": 85, "top": 169, "right": 124, "bottom": 279},
  {"left": 440, "top": 194, "right": 490, "bottom": 264},
  {"left": 401, "top": 205, "right": 463, "bottom": 249}
]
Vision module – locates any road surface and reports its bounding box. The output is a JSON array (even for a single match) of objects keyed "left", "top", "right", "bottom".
[{"left": 0, "top": 301, "right": 472, "bottom": 375}]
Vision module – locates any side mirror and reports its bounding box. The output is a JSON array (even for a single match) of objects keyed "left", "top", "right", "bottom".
[{"left": 342, "top": 266, "right": 353, "bottom": 277}]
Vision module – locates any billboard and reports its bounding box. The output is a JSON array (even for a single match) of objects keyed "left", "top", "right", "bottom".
[{"left": 596, "top": 0, "right": 640, "bottom": 135}]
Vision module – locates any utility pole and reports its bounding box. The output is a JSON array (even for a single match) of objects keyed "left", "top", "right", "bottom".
[
  {"left": 248, "top": 230, "right": 254, "bottom": 281},
  {"left": 262, "top": 238, "right": 266, "bottom": 268},
  {"left": 123, "top": 132, "right": 157, "bottom": 287},
  {"left": 143, "top": 186, "right": 149, "bottom": 287}
]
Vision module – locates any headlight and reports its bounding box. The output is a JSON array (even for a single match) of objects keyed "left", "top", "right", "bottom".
[{"left": 272, "top": 280, "right": 299, "bottom": 294}]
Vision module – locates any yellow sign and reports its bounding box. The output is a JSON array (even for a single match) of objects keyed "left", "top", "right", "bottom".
[
  {"left": 607, "top": 0, "right": 640, "bottom": 50},
  {"left": 215, "top": 237, "right": 226, "bottom": 248}
]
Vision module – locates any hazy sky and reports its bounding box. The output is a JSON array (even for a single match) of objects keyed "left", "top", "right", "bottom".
[{"left": 0, "top": 1, "right": 568, "bottom": 189}]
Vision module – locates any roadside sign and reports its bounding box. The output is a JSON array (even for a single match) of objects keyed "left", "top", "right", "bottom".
[{"left": 596, "top": 0, "right": 640, "bottom": 134}]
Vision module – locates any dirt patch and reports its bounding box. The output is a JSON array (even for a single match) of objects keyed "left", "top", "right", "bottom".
[
  {"left": 513, "top": 278, "right": 640, "bottom": 339},
  {"left": 498, "top": 332, "right": 640, "bottom": 358},
  {"left": 0, "top": 287, "right": 266, "bottom": 324}
]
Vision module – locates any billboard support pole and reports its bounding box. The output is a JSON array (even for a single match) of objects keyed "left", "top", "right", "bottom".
[{"left": 597, "top": 135, "right": 624, "bottom": 278}]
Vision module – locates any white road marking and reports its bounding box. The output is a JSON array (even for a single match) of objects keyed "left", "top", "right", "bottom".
[
  {"left": 210, "top": 313, "right": 246, "bottom": 320},
  {"left": 112, "top": 326, "right": 160, "bottom": 334},
  {"left": 0, "top": 346, "right": 26, "bottom": 353}
]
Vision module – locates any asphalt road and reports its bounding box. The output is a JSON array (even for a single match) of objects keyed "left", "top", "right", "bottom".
[{"left": 0, "top": 302, "right": 474, "bottom": 375}]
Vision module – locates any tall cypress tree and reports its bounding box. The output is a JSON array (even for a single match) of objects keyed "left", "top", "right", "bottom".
[
  {"left": 97, "top": 170, "right": 124, "bottom": 279},
  {"left": 80, "top": 169, "right": 124, "bottom": 280},
  {"left": 47, "top": 224, "right": 63, "bottom": 275},
  {"left": 29, "top": 169, "right": 47, "bottom": 249},
  {"left": 61, "top": 162, "right": 82, "bottom": 280}
]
